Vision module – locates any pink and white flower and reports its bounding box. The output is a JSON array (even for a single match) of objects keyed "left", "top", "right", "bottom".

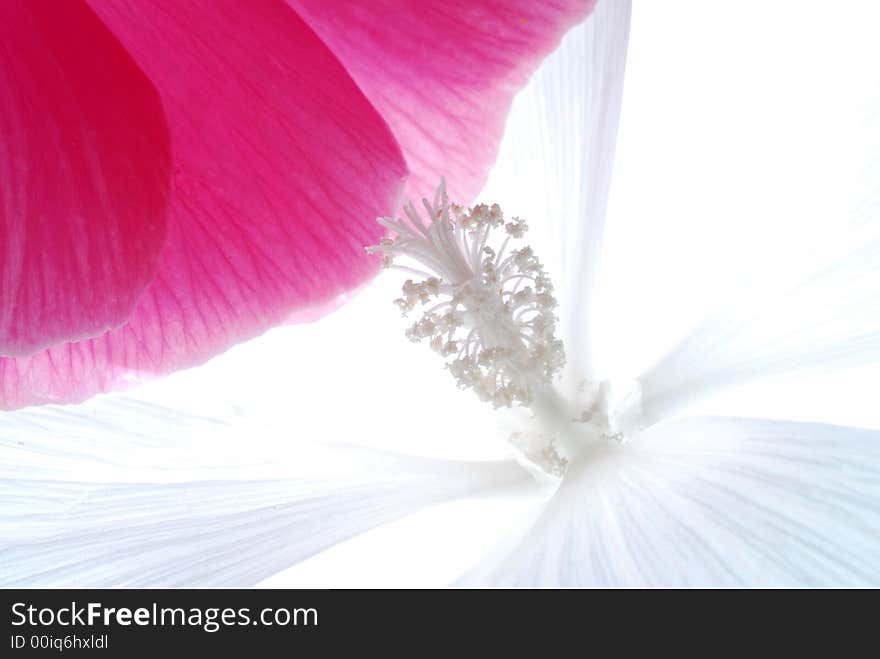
[{"left": 2, "top": 1, "right": 879, "bottom": 587}]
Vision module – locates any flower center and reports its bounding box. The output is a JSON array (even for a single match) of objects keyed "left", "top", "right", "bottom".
[{"left": 367, "top": 182, "right": 641, "bottom": 477}]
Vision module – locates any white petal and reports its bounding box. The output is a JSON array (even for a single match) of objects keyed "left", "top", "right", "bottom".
[
  {"left": 459, "top": 416, "right": 880, "bottom": 586},
  {"left": 638, "top": 234, "right": 880, "bottom": 424},
  {"left": 480, "top": 0, "right": 631, "bottom": 381},
  {"left": 596, "top": 1, "right": 880, "bottom": 384},
  {"left": 258, "top": 490, "right": 547, "bottom": 588},
  {"left": 0, "top": 398, "right": 531, "bottom": 586}
]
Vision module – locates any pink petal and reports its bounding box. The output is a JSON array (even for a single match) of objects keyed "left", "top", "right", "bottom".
[
  {"left": 288, "top": 0, "right": 596, "bottom": 203},
  {"left": 0, "top": 0, "right": 407, "bottom": 408},
  {"left": 0, "top": 1, "right": 172, "bottom": 357}
]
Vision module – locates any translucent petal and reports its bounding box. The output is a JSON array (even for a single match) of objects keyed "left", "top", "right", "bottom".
[
  {"left": 0, "top": 0, "right": 408, "bottom": 408},
  {"left": 0, "top": 398, "right": 530, "bottom": 586},
  {"left": 0, "top": 1, "right": 171, "bottom": 357},
  {"left": 480, "top": 0, "right": 631, "bottom": 381},
  {"left": 638, "top": 234, "right": 880, "bottom": 425},
  {"left": 459, "top": 416, "right": 880, "bottom": 586},
  {"left": 596, "top": 0, "right": 880, "bottom": 385},
  {"left": 289, "top": 0, "right": 597, "bottom": 205}
]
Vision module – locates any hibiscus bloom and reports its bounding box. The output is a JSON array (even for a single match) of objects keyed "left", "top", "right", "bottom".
[
  {"left": 3, "top": 1, "right": 879, "bottom": 587},
  {"left": 0, "top": 0, "right": 591, "bottom": 408}
]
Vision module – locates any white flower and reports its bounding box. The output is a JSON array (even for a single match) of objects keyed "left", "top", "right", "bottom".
[{"left": 2, "top": 1, "right": 879, "bottom": 587}]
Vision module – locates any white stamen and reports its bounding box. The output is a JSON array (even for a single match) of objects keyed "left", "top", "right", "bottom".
[
  {"left": 367, "top": 181, "right": 643, "bottom": 477},
  {"left": 367, "top": 181, "right": 564, "bottom": 412}
]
